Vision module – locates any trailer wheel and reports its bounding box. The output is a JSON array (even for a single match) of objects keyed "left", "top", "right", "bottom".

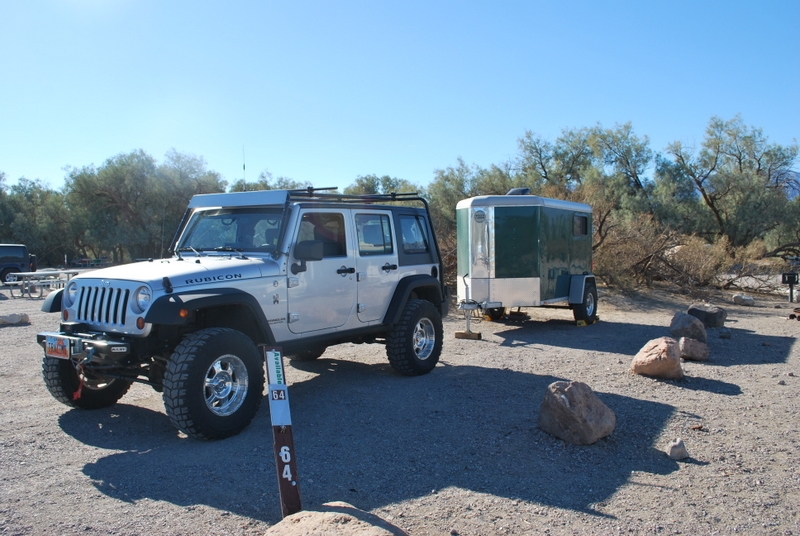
[
  {"left": 485, "top": 307, "right": 505, "bottom": 321},
  {"left": 572, "top": 282, "right": 598, "bottom": 324}
]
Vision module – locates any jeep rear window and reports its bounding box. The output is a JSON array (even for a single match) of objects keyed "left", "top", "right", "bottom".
[
  {"left": 398, "top": 215, "right": 430, "bottom": 255},
  {"left": 178, "top": 208, "right": 284, "bottom": 252}
]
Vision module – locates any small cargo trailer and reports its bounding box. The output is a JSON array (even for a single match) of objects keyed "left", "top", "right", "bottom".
[{"left": 456, "top": 189, "right": 597, "bottom": 324}]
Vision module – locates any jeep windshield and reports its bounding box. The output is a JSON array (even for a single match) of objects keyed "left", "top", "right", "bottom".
[{"left": 176, "top": 207, "right": 284, "bottom": 254}]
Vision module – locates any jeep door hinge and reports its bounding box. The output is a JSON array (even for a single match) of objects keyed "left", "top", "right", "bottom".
[
  {"left": 357, "top": 272, "right": 366, "bottom": 282},
  {"left": 288, "top": 313, "right": 300, "bottom": 323},
  {"left": 287, "top": 277, "right": 300, "bottom": 288},
  {"left": 357, "top": 303, "right": 366, "bottom": 313}
]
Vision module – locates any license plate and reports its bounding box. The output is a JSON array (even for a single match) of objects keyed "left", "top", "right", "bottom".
[{"left": 45, "top": 335, "right": 70, "bottom": 359}]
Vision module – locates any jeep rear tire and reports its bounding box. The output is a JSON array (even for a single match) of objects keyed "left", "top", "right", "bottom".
[
  {"left": 386, "top": 299, "right": 442, "bottom": 376},
  {"left": 163, "top": 328, "right": 264, "bottom": 440},
  {"left": 42, "top": 356, "right": 132, "bottom": 409}
]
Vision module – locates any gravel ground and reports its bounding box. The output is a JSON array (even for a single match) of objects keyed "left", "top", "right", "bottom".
[{"left": 1, "top": 286, "right": 798, "bottom": 535}]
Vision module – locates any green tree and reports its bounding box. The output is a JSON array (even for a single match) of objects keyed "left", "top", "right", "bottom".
[
  {"left": 666, "top": 115, "right": 798, "bottom": 247},
  {"left": 228, "top": 170, "right": 309, "bottom": 192}
]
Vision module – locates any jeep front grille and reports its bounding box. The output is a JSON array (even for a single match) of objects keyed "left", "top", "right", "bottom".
[{"left": 75, "top": 284, "right": 131, "bottom": 327}]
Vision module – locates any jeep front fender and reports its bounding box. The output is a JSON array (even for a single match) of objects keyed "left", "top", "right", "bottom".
[{"left": 145, "top": 288, "right": 275, "bottom": 345}]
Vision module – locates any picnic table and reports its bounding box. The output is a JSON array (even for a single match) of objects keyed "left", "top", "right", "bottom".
[{"left": 6, "top": 270, "right": 81, "bottom": 299}]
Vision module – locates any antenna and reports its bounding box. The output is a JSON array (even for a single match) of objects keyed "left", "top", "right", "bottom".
[{"left": 242, "top": 146, "right": 246, "bottom": 191}]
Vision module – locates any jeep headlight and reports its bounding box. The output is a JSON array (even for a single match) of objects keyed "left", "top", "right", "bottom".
[
  {"left": 63, "top": 281, "right": 79, "bottom": 307},
  {"left": 132, "top": 286, "right": 152, "bottom": 313}
]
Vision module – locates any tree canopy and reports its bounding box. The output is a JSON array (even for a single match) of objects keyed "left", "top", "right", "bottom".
[{"left": 1, "top": 117, "right": 796, "bottom": 288}]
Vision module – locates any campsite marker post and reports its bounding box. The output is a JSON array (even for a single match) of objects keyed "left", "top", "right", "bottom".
[{"left": 264, "top": 347, "right": 302, "bottom": 518}]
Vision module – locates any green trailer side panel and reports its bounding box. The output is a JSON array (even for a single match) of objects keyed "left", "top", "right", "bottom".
[
  {"left": 495, "top": 206, "right": 539, "bottom": 279},
  {"left": 539, "top": 207, "right": 573, "bottom": 299},
  {"left": 456, "top": 208, "right": 471, "bottom": 278}
]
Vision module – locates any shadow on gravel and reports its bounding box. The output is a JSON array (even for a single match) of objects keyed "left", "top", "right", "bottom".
[
  {"left": 59, "top": 360, "right": 678, "bottom": 521},
  {"left": 489, "top": 317, "right": 794, "bottom": 365},
  {"left": 59, "top": 405, "right": 282, "bottom": 523}
]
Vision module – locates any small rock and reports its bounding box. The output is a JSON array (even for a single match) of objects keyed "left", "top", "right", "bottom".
[
  {"left": 733, "top": 294, "right": 755, "bottom": 306},
  {"left": 666, "top": 438, "right": 690, "bottom": 460},
  {"left": 687, "top": 303, "right": 727, "bottom": 328},
  {"left": 264, "top": 501, "right": 408, "bottom": 535},
  {"left": 679, "top": 337, "right": 710, "bottom": 361},
  {"left": 0, "top": 313, "right": 30, "bottom": 325},
  {"left": 788, "top": 372, "right": 795, "bottom": 377},
  {"left": 631, "top": 337, "right": 684, "bottom": 379},
  {"left": 717, "top": 327, "right": 732, "bottom": 339},
  {"left": 670, "top": 312, "right": 708, "bottom": 343},
  {"left": 537, "top": 381, "right": 616, "bottom": 445},
  {"left": 778, "top": 380, "right": 786, "bottom": 386}
]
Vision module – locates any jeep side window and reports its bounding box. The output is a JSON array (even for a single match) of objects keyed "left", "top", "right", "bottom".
[
  {"left": 356, "top": 214, "right": 393, "bottom": 256},
  {"left": 300, "top": 212, "right": 346, "bottom": 257},
  {"left": 399, "top": 215, "right": 430, "bottom": 254}
]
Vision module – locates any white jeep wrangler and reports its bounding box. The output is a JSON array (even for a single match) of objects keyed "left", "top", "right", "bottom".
[{"left": 37, "top": 188, "right": 448, "bottom": 439}]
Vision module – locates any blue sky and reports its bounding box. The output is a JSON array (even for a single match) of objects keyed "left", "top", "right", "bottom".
[{"left": 1, "top": 0, "right": 797, "bottom": 190}]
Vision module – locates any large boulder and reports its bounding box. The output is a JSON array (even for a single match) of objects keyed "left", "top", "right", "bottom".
[
  {"left": 678, "top": 337, "right": 710, "bottom": 361},
  {"left": 687, "top": 303, "right": 727, "bottom": 328},
  {"left": 669, "top": 312, "right": 707, "bottom": 343},
  {"left": 631, "top": 337, "right": 684, "bottom": 379},
  {"left": 264, "top": 501, "right": 408, "bottom": 536},
  {"left": 537, "top": 381, "right": 616, "bottom": 445}
]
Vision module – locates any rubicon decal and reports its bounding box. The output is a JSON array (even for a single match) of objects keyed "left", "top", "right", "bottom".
[{"left": 184, "top": 273, "right": 243, "bottom": 285}]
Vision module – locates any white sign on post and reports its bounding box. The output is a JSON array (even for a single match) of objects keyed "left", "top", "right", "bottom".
[{"left": 264, "top": 347, "right": 302, "bottom": 517}]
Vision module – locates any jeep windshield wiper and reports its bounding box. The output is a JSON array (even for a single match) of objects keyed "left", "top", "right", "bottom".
[{"left": 176, "top": 246, "right": 203, "bottom": 256}]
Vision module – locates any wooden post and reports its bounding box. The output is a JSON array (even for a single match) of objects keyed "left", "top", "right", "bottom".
[{"left": 264, "top": 347, "right": 302, "bottom": 517}]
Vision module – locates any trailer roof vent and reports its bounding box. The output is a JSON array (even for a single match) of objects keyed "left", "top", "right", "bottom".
[{"left": 506, "top": 188, "right": 530, "bottom": 195}]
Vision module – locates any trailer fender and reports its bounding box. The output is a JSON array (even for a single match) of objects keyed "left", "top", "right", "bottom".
[{"left": 568, "top": 275, "right": 596, "bottom": 305}]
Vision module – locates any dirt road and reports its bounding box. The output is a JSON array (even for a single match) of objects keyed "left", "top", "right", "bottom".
[{"left": 1, "top": 287, "right": 798, "bottom": 535}]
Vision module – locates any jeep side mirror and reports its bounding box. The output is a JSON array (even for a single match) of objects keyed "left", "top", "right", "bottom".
[{"left": 292, "top": 240, "right": 323, "bottom": 274}]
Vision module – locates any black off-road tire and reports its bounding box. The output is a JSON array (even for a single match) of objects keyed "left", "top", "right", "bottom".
[
  {"left": 572, "top": 282, "right": 598, "bottom": 324},
  {"left": 386, "top": 299, "right": 443, "bottom": 376},
  {"left": 163, "top": 328, "right": 264, "bottom": 440},
  {"left": 41, "top": 356, "right": 132, "bottom": 409}
]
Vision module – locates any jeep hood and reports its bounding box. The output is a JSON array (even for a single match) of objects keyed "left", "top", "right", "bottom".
[{"left": 72, "top": 256, "right": 277, "bottom": 291}]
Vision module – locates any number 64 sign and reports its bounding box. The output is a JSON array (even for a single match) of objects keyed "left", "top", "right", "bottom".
[{"left": 265, "top": 348, "right": 302, "bottom": 517}]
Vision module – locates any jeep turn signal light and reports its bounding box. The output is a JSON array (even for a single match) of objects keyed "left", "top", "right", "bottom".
[
  {"left": 136, "top": 317, "right": 145, "bottom": 330},
  {"left": 179, "top": 308, "right": 189, "bottom": 318},
  {"left": 62, "top": 310, "right": 69, "bottom": 322}
]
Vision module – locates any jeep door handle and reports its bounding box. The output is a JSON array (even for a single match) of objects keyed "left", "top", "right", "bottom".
[
  {"left": 337, "top": 266, "right": 356, "bottom": 275},
  {"left": 382, "top": 263, "right": 398, "bottom": 271}
]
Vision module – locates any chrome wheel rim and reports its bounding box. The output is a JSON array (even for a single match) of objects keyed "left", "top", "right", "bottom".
[
  {"left": 585, "top": 292, "right": 595, "bottom": 317},
  {"left": 204, "top": 354, "right": 249, "bottom": 416},
  {"left": 413, "top": 318, "right": 436, "bottom": 361}
]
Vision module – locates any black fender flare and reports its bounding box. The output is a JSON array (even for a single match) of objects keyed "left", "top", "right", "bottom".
[
  {"left": 41, "top": 288, "right": 63, "bottom": 312},
  {"left": 145, "top": 288, "right": 275, "bottom": 345},
  {"left": 383, "top": 275, "right": 446, "bottom": 325}
]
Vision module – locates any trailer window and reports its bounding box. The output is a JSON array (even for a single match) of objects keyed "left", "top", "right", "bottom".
[{"left": 573, "top": 215, "right": 589, "bottom": 237}]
